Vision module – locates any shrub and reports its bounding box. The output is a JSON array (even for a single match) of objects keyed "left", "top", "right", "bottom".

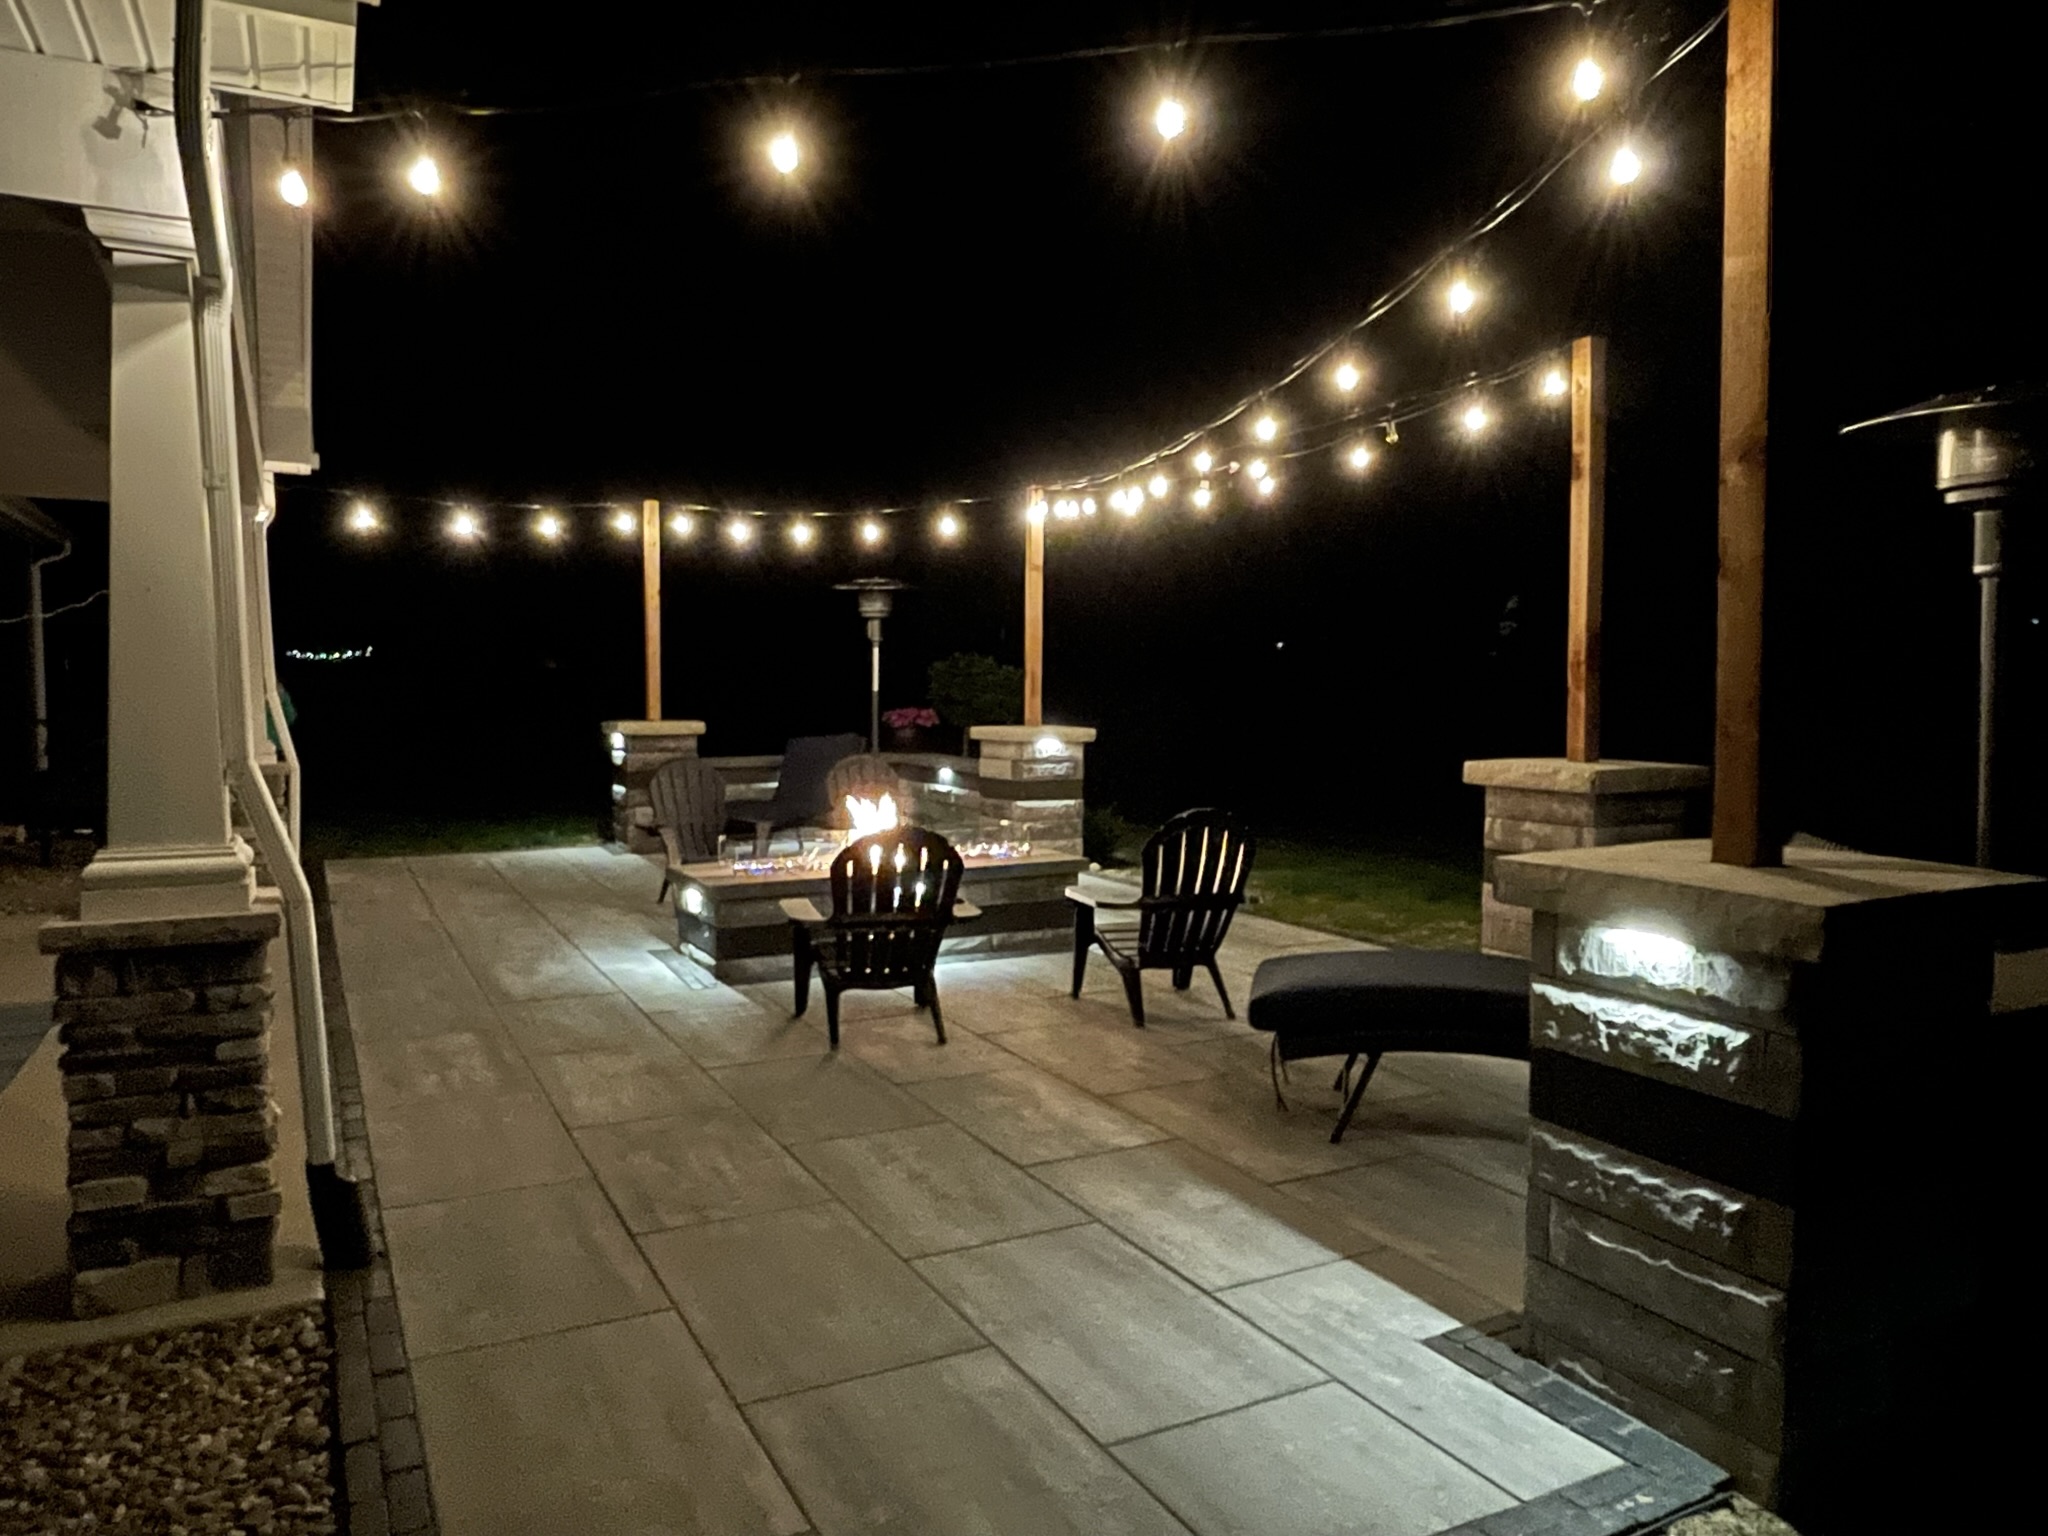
[
  {"left": 927, "top": 653, "right": 1024, "bottom": 729},
  {"left": 1084, "top": 804, "right": 1146, "bottom": 867}
]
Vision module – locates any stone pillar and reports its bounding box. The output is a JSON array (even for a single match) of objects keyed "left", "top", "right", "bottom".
[
  {"left": 1496, "top": 839, "right": 2045, "bottom": 1518},
  {"left": 78, "top": 219, "right": 254, "bottom": 922},
  {"left": 39, "top": 911, "right": 284, "bottom": 1318},
  {"left": 1463, "top": 758, "right": 1709, "bottom": 957},
  {"left": 603, "top": 719, "right": 706, "bottom": 852},
  {"left": 967, "top": 725, "right": 1094, "bottom": 856}
]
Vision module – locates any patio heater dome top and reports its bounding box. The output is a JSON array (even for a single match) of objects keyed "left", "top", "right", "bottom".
[
  {"left": 1841, "top": 383, "right": 2040, "bottom": 500},
  {"left": 834, "top": 576, "right": 912, "bottom": 621}
]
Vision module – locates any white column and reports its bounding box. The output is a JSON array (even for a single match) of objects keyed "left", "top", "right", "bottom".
[{"left": 78, "top": 216, "right": 254, "bottom": 920}]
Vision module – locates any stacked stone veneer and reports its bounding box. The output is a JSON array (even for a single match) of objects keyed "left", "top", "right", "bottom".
[
  {"left": 39, "top": 911, "right": 284, "bottom": 1319},
  {"left": 603, "top": 719, "right": 707, "bottom": 852},
  {"left": 1496, "top": 839, "right": 2045, "bottom": 1521},
  {"left": 963, "top": 725, "right": 1093, "bottom": 856},
  {"left": 1464, "top": 759, "right": 1710, "bottom": 957}
]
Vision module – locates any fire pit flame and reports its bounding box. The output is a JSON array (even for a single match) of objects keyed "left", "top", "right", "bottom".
[{"left": 845, "top": 793, "right": 899, "bottom": 839}]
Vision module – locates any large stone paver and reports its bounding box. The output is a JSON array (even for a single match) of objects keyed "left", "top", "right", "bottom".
[
  {"left": 369, "top": 1090, "right": 587, "bottom": 1209},
  {"left": 575, "top": 1108, "right": 830, "bottom": 1232},
  {"left": 712, "top": 1053, "right": 943, "bottom": 1144},
  {"left": 911, "top": 1066, "right": 1169, "bottom": 1164}
]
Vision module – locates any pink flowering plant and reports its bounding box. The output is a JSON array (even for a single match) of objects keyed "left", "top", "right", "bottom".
[{"left": 883, "top": 707, "right": 940, "bottom": 730}]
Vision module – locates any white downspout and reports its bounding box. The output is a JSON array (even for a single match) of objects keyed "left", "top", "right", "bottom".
[
  {"left": 247, "top": 504, "right": 303, "bottom": 851},
  {"left": 175, "top": 0, "right": 366, "bottom": 1260}
]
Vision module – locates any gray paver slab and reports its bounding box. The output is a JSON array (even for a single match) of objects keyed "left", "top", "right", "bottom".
[
  {"left": 641, "top": 1202, "right": 983, "bottom": 1402},
  {"left": 915, "top": 1224, "right": 1324, "bottom": 1443},
  {"left": 383, "top": 1179, "right": 668, "bottom": 1357},
  {"left": 355, "top": 1028, "right": 536, "bottom": 1109},
  {"left": 496, "top": 991, "right": 674, "bottom": 1056},
  {"left": 1109, "top": 1074, "right": 1380, "bottom": 1184},
  {"left": 996, "top": 1019, "right": 1224, "bottom": 1096},
  {"left": 711, "top": 1053, "right": 943, "bottom": 1145},
  {"left": 748, "top": 1349, "right": 1191, "bottom": 1536},
  {"left": 529, "top": 1046, "right": 732, "bottom": 1127},
  {"left": 575, "top": 1109, "right": 830, "bottom": 1233},
  {"left": 1112, "top": 1382, "right": 1511, "bottom": 1536},
  {"left": 792, "top": 1123, "right": 1088, "bottom": 1258},
  {"left": 910, "top": 1066, "right": 1169, "bottom": 1165},
  {"left": 832, "top": 1010, "right": 1024, "bottom": 1084},
  {"left": 368, "top": 1091, "right": 586, "bottom": 1209},
  {"left": 414, "top": 1311, "right": 806, "bottom": 1536},
  {"left": 1282, "top": 1155, "right": 1528, "bottom": 1312},
  {"left": 648, "top": 1001, "right": 828, "bottom": 1067}
]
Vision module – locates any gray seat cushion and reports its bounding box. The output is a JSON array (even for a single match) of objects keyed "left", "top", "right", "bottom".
[{"left": 1247, "top": 949, "right": 1531, "bottom": 1063}]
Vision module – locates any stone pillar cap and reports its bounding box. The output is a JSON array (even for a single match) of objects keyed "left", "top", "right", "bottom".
[
  {"left": 40, "top": 909, "right": 283, "bottom": 954},
  {"left": 1462, "top": 758, "right": 1710, "bottom": 795},
  {"left": 969, "top": 725, "right": 1098, "bottom": 744},
  {"left": 603, "top": 720, "right": 708, "bottom": 737}
]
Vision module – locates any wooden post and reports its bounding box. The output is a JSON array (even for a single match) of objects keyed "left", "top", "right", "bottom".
[
  {"left": 1566, "top": 335, "right": 1607, "bottom": 763},
  {"left": 1712, "top": 0, "right": 1777, "bottom": 866},
  {"left": 641, "top": 498, "right": 662, "bottom": 721},
  {"left": 1023, "top": 488, "right": 1044, "bottom": 727}
]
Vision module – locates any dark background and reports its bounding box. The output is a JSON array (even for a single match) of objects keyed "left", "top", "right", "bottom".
[{"left": 11, "top": 0, "right": 2044, "bottom": 866}]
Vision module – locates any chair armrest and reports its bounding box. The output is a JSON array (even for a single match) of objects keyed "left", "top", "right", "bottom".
[
  {"left": 779, "top": 897, "right": 827, "bottom": 924},
  {"left": 952, "top": 899, "right": 984, "bottom": 922},
  {"left": 1065, "top": 884, "right": 1140, "bottom": 910}
]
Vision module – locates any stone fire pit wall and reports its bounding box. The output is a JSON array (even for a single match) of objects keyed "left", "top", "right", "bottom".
[
  {"left": 1494, "top": 839, "right": 2044, "bottom": 1521},
  {"left": 603, "top": 719, "right": 707, "bottom": 852},
  {"left": 38, "top": 911, "right": 285, "bottom": 1318}
]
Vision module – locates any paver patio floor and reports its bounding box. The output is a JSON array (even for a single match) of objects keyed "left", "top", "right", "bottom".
[{"left": 325, "top": 845, "right": 1620, "bottom": 1536}]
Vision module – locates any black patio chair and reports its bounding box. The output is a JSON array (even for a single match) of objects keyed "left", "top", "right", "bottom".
[
  {"left": 1067, "top": 807, "right": 1256, "bottom": 1026},
  {"left": 821, "top": 753, "right": 904, "bottom": 832},
  {"left": 781, "top": 827, "right": 976, "bottom": 1045},
  {"left": 649, "top": 757, "right": 727, "bottom": 904},
  {"left": 728, "top": 733, "right": 864, "bottom": 857}
]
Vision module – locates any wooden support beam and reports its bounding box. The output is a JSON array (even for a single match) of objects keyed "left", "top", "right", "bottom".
[
  {"left": 1023, "top": 489, "right": 1044, "bottom": 727},
  {"left": 1567, "top": 335, "right": 1607, "bottom": 764},
  {"left": 1712, "top": 0, "right": 1778, "bottom": 867},
  {"left": 642, "top": 497, "right": 662, "bottom": 721}
]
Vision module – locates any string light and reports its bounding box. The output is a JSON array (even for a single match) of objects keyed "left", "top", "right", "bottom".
[
  {"left": 725, "top": 516, "right": 754, "bottom": 546},
  {"left": 278, "top": 167, "right": 310, "bottom": 208},
  {"left": 609, "top": 508, "right": 637, "bottom": 536},
  {"left": 1384, "top": 420, "right": 1400, "bottom": 445},
  {"left": 1192, "top": 447, "right": 1214, "bottom": 475},
  {"left": 1147, "top": 473, "right": 1171, "bottom": 500},
  {"left": 936, "top": 511, "right": 961, "bottom": 540},
  {"left": 1609, "top": 143, "right": 1642, "bottom": 186},
  {"left": 346, "top": 501, "right": 379, "bottom": 534},
  {"left": 1118, "top": 488, "right": 1142, "bottom": 517},
  {"left": 670, "top": 512, "right": 696, "bottom": 539},
  {"left": 1461, "top": 401, "right": 1490, "bottom": 434},
  {"left": 1252, "top": 413, "right": 1279, "bottom": 443},
  {"left": 448, "top": 508, "right": 481, "bottom": 541},
  {"left": 1347, "top": 442, "right": 1373, "bottom": 471},
  {"left": 1245, "top": 457, "right": 1269, "bottom": 481},
  {"left": 767, "top": 131, "right": 801, "bottom": 176},
  {"left": 1332, "top": 359, "right": 1362, "bottom": 393},
  {"left": 859, "top": 518, "right": 884, "bottom": 545},
  {"left": 1027, "top": 496, "right": 1048, "bottom": 524},
  {"left": 406, "top": 153, "right": 442, "bottom": 197},
  {"left": 1105, "top": 490, "right": 1125, "bottom": 513},
  {"left": 1192, "top": 483, "right": 1214, "bottom": 510},
  {"left": 789, "top": 518, "right": 815, "bottom": 548},
  {"left": 1154, "top": 98, "right": 1189, "bottom": 141},
  {"left": 1256, "top": 475, "right": 1277, "bottom": 497},
  {"left": 1571, "top": 57, "right": 1605, "bottom": 102},
  {"left": 1446, "top": 277, "right": 1477, "bottom": 316},
  {"left": 1541, "top": 367, "right": 1569, "bottom": 397},
  {"left": 1081, "top": 496, "right": 1097, "bottom": 516},
  {"left": 535, "top": 511, "right": 564, "bottom": 541}
]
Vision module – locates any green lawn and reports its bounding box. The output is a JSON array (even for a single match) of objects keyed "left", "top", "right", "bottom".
[
  {"left": 1244, "top": 839, "right": 1482, "bottom": 951},
  {"left": 303, "top": 812, "right": 600, "bottom": 863}
]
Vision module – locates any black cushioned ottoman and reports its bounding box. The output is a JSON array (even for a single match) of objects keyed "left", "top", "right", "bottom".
[{"left": 1247, "top": 949, "right": 1531, "bottom": 1142}]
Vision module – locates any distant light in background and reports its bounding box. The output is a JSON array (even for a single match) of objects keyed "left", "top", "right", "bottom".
[
  {"left": 1347, "top": 442, "right": 1373, "bottom": 471},
  {"left": 767, "top": 131, "right": 801, "bottom": 176},
  {"left": 406, "top": 153, "right": 442, "bottom": 197},
  {"left": 789, "top": 519, "right": 815, "bottom": 548},
  {"left": 1192, "top": 483, "right": 1213, "bottom": 510},
  {"left": 448, "top": 508, "right": 480, "bottom": 540},
  {"left": 936, "top": 512, "right": 961, "bottom": 540},
  {"left": 725, "top": 516, "right": 754, "bottom": 546},
  {"left": 669, "top": 512, "right": 696, "bottom": 539},
  {"left": 1332, "top": 359, "right": 1362, "bottom": 393},
  {"left": 346, "top": 501, "right": 379, "bottom": 534},
  {"left": 1192, "top": 448, "right": 1214, "bottom": 474},
  {"left": 535, "top": 511, "right": 564, "bottom": 541},
  {"left": 609, "top": 508, "right": 636, "bottom": 536},
  {"left": 1446, "top": 277, "right": 1477, "bottom": 316},
  {"left": 1542, "top": 367, "right": 1569, "bottom": 398},
  {"left": 1252, "top": 413, "right": 1279, "bottom": 443},
  {"left": 1609, "top": 143, "right": 1643, "bottom": 185},
  {"left": 1154, "top": 97, "right": 1188, "bottom": 141},
  {"left": 277, "top": 167, "right": 310, "bottom": 208},
  {"left": 1571, "top": 57, "right": 1606, "bottom": 102},
  {"left": 1148, "top": 473, "right": 1171, "bottom": 499},
  {"left": 1245, "top": 458, "right": 1268, "bottom": 481},
  {"left": 859, "top": 518, "right": 884, "bottom": 545},
  {"left": 1462, "top": 401, "right": 1491, "bottom": 434}
]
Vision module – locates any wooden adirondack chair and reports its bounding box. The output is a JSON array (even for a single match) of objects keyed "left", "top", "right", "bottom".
[
  {"left": 781, "top": 827, "right": 976, "bottom": 1046},
  {"left": 1067, "top": 808, "right": 1256, "bottom": 1026},
  {"left": 649, "top": 757, "right": 727, "bottom": 904}
]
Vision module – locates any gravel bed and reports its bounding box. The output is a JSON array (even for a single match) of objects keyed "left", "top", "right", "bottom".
[{"left": 0, "top": 1305, "right": 336, "bottom": 1535}]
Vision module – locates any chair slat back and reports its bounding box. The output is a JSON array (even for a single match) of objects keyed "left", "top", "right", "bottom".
[
  {"left": 823, "top": 754, "right": 904, "bottom": 830},
  {"left": 775, "top": 734, "right": 867, "bottom": 818},
  {"left": 1136, "top": 808, "right": 1256, "bottom": 965},
  {"left": 648, "top": 757, "right": 727, "bottom": 862},
  {"left": 827, "top": 827, "right": 965, "bottom": 984}
]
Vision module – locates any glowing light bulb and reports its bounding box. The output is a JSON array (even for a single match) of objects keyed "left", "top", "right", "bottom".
[
  {"left": 936, "top": 512, "right": 961, "bottom": 540},
  {"left": 278, "top": 167, "right": 310, "bottom": 208},
  {"left": 1256, "top": 475, "right": 1277, "bottom": 497},
  {"left": 610, "top": 508, "right": 637, "bottom": 536},
  {"left": 1055, "top": 498, "right": 1080, "bottom": 521},
  {"left": 1542, "top": 368, "right": 1569, "bottom": 398},
  {"left": 1571, "top": 57, "right": 1606, "bottom": 103},
  {"left": 1081, "top": 496, "right": 1097, "bottom": 516},
  {"left": 1347, "top": 443, "right": 1373, "bottom": 471},
  {"left": 789, "top": 519, "right": 815, "bottom": 548},
  {"left": 725, "top": 516, "right": 753, "bottom": 546},
  {"left": 860, "top": 518, "right": 883, "bottom": 545},
  {"left": 536, "top": 512, "right": 564, "bottom": 541},
  {"left": 1119, "top": 488, "right": 1142, "bottom": 517},
  {"left": 1462, "top": 402, "right": 1490, "bottom": 434},
  {"left": 1609, "top": 143, "right": 1642, "bottom": 185},
  {"left": 1253, "top": 414, "right": 1278, "bottom": 443},
  {"left": 670, "top": 512, "right": 696, "bottom": 538},
  {"left": 1107, "top": 489, "right": 1127, "bottom": 514},
  {"left": 768, "top": 131, "right": 801, "bottom": 176},
  {"left": 449, "top": 509, "right": 480, "bottom": 540},
  {"left": 1027, "top": 497, "right": 1047, "bottom": 525},
  {"left": 1447, "top": 278, "right": 1477, "bottom": 316},
  {"left": 1245, "top": 458, "right": 1269, "bottom": 481},
  {"left": 1155, "top": 98, "right": 1188, "bottom": 141},
  {"left": 346, "top": 502, "right": 379, "bottom": 534},
  {"left": 1192, "top": 448, "right": 1214, "bottom": 474},
  {"left": 406, "top": 153, "right": 442, "bottom": 197},
  {"left": 1332, "top": 360, "right": 1362, "bottom": 393},
  {"left": 1192, "top": 483, "right": 1213, "bottom": 510},
  {"left": 1148, "top": 473, "right": 1171, "bottom": 499}
]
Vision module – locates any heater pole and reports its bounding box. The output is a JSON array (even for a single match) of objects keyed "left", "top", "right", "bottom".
[
  {"left": 1024, "top": 488, "right": 1044, "bottom": 727},
  {"left": 642, "top": 499, "right": 662, "bottom": 721}
]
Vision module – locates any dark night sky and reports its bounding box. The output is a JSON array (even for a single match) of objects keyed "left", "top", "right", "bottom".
[{"left": 242, "top": 1, "right": 2045, "bottom": 857}]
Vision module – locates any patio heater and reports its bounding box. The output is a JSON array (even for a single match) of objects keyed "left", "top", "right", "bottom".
[
  {"left": 1844, "top": 385, "right": 2041, "bottom": 868},
  {"left": 835, "top": 578, "right": 911, "bottom": 751}
]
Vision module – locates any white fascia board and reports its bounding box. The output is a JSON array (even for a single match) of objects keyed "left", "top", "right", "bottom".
[{"left": 0, "top": 50, "right": 188, "bottom": 219}]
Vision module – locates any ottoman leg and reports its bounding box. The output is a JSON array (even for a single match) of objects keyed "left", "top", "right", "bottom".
[{"left": 1331, "top": 1051, "right": 1383, "bottom": 1144}]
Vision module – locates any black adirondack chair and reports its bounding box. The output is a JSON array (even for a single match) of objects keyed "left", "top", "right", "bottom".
[
  {"left": 781, "top": 827, "right": 976, "bottom": 1046},
  {"left": 649, "top": 757, "right": 727, "bottom": 904},
  {"left": 729, "top": 733, "right": 864, "bottom": 856},
  {"left": 1067, "top": 808, "right": 1256, "bottom": 1026},
  {"left": 822, "top": 753, "right": 904, "bottom": 831}
]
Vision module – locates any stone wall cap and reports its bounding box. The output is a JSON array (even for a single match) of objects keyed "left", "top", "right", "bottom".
[
  {"left": 40, "top": 909, "right": 284, "bottom": 955},
  {"left": 969, "top": 725, "right": 1098, "bottom": 744},
  {"left": 602, "top": 720, "right": 707, "bottom": 737},
  {"left": 1462, "top": 758, "right": 1711, "bottom": 795},
  {"left": 1494, "top": 838, "right": 2046, "bottom": 962}
]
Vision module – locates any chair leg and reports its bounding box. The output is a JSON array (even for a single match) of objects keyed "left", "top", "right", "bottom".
[
  {"left": 924, "top": 972, "right": 946, "bottom": 1045},
  {"left": 1070, "top": 906, "right": 1094, "bottom": 998},
  {"left": 1330, "top": 1051, "right": 1383, "bottom": 1144},
  {"left": 1205, "top": 961, "right": 1235, "bottom": 1020},
  {"left": 656, "top": 874, "right": 670, "bottom": 905},
  {"left": 1332, "top": 1053, "right": 1358, "bottom": 1093},
  {"left": 1172, "top": 965, "right": 1192, "bottom": 991},
  {"left": 1269, "top": 1037, "right": 1287, "bottom": 1109},
  {"left": 754, "top": 823, "right": 771, "bottom": 858},
  {"left": 1118, "top": 965, "right": 1147, "bottom": 1027},
  {"left": 791, "top": 928, "right": 814, "bottom": 1018},
  {"left": 825, "top": 984, "right": 842, "bottom": 1048}
]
